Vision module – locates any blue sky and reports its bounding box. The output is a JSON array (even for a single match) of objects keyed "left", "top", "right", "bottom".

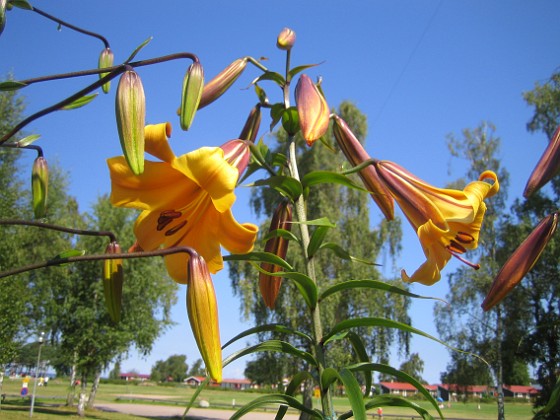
[{"left": 1, "top": 0, "right": 559, "bottom": 384}]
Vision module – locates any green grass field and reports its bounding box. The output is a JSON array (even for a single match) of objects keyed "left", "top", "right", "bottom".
[{"left": 0, "top": 377, "right": 536, "bottom": 419}]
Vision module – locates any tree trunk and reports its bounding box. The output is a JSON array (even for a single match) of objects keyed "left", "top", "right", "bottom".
[
  {"left": 66, "top": 354, "right": 77, "bottom": 406},
  {"left": 77, "top": 375, "right": 87, "bottom": 417},
  {"left": 495, "top": 307, "right": 505, "bottom": 420},
  {"left": 86, "top": 370, "right": 101, "bottom": 409},
  {"left": 298, "top": 380, "right": 313, "bottom": 420}
]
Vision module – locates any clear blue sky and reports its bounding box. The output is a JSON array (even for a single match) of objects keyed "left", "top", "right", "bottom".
[{"left": 1, "top": 0, "right": 559, "bottom": 384}]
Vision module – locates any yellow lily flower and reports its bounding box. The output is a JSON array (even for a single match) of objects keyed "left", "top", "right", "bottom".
[
  {"left": 107, "top": 122, "right": 258, "bottom": 283},
  {"left": 374, "top": 160, "right": 499, "bottom": 285}
]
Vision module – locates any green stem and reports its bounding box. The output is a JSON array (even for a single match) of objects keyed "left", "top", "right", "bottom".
[{"left": 286, "top": 139, "right": 334, "bottom": 418}]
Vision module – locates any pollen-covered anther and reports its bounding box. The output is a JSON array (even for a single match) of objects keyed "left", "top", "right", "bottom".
[
  {"left": 165, "top": 220, "right": 187, "bottom": 236},
  {"left": 455, "top": 232, "right": 475, "bottom": 244},
  {"left": 157, "top": 210, "right": 182, "bottom": 231}
]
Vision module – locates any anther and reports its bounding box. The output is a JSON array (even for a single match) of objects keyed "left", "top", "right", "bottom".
[{"left": 165, "top": 220, "right": 188, "bottom": 236}]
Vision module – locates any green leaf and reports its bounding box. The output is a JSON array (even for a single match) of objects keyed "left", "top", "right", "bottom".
[
  {"left": 251, "top": 176, "right": 303, "bottom": 201},
  {"left": 9, "top": 0, "right": 33, "bottom": 10},
  {"left": 16, "top": 134, "right": 41, "bottom": 147},
  {"left": 281, "top": 107, "right": 300, "bottom": 136},
  {"left": 269, "top": 103, "right": 285, "bottom": 131},
  {"left": 125, "top": 36, "right": 153, "bottom": 63},
  {"left": 292, "top": 217, "right": 336, "bottom": 228},
  {"left": 534, "top": 375, "right": 560, "bottom": 419},
  {"left": 223, "top": 340, "right": 317, "bottom": 368},
  {"left": 222, "top": 324, "right": 312, "bottom": 349},
  {"left": 323, "top": 317, "right": 481, "bottom": 366},
  {"left": 49, "top": 249, "right": 86, "bottom": 266},
  {"left": 262, "top": 228, "right": 301, "bottom": 245},
  {"left": 320, "top": 368, "right": 366, "bottom": 419},
  {"left": 302, "top": 170, "right": 367, "bottom": 192},
  {"left": 230, "top": 394, "right": 321, "bottom": 420},
  {"left": 224, "top": 251, "right": 293, "bottom": 271},
  {"left": 307, "top": 225, "right": 330, "bottom": 259},
  {"left": 0, "top": 80, "right": 27, "bottom": 91},
  {"left": 346, "top": 362, "right": 443, "bottom": 419},
  {"left": 345, "top": 332, "right": 371, "bottom": 397},
  {"left": 339, "top": 395, "right": 436, "bottom": 420},
  {"left": 339, "top": 368, "right": 367, "bottom": 420},
  {"left": 276, "top": 371, "right": 315, "bottom": 419},
  {"left": 61, "top": 93, "right": 98, "bottom": 110},
  {"left": 287, "top": 63, "right": 321, "bottom": 81},
  {"left": 318, "top": 242, "right": 379, "bottom": 266},
  {"left": 252, "top": 71, "right": 286, "bottom": 87},
  {"left": 182, "top": 376, "right": 209, "bottom": 417},
  {"left": 254, "top": 83, "right": 268, "bottom": 105},
  {"left": 319, "top": 279, "right": 447, "bottom": 303}
]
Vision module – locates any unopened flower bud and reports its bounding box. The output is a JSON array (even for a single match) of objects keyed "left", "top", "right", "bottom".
[
  {"left": 187, "top": 252, "right": 222, "bottom": 382},
  {"left": 98, "top": 47, "right": 114, "bottom": 94},
  {"left": 31, "top": 156, "right": 48, "bottom": 219},
  {"left": 0, "top": 0, "right": 7, "bottom": 36},
  {"left": 238, "top": 104, "right": 262, "bottom": 143},
  {"left": 115, "top": 69, "right": 145, "bottom": 175},
  {"left": 482, "top": 212, "right": 558, "bottom": 311},
  {"left": 103, "top": 241, "right": 124, "bottom": 323},
  {"left": 220, "top": 139, "right": 251, "bottom": 176},
  {"left": 295, "top": 74, "right": 330, "bottom": 146},
  {"left": 199, "top": 58, "right": 248, "bottom": 109},
  {"left": 333, "top": 115, "right": 394, "bottom": 220},
  {"left": 276, "top": 27, "right": 296, "bottom": 50},
  {"left": 524, "top": 125, "right": 560, "bottom": 198},
  {"left": 180, "top": 62, "right": 204, "bottom": 131},
  {"left": 259, "top": 201, "right": 293, "bottom": 308}
]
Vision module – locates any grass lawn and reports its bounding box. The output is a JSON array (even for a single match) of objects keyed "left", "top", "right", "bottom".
[{"left": 1, "top": 377, "right": 536, "bottom": 419}]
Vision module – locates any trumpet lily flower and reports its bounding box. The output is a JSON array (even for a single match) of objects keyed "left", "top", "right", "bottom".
[
  {"left": 374, "top": 160, "right": 499, "bottom": 285},
  {"left": 107, "top": 122, "right": 258, "bottom": 283}
]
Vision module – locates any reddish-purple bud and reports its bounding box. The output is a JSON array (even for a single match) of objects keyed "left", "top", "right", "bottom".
[
  {"left": 220, "top": 139, "right": 251, "bottom": 176},
  {"left": 295, "top": 74, "right": 330, "bottom": 146},
  {"left": 524, "top": 125, "right": 560, "bottom": 197}
]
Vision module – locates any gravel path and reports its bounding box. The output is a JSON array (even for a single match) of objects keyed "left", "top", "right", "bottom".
[{"left": 96, "top": 402, "right": 301, "bottom": 419}]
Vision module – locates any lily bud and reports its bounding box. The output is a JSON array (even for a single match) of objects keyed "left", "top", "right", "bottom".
[
  {"left": 333, "top": 114, "right": 394, "bottom": 220},
  {"left": 238, "top": 104, "right": 262, "bottom": 143},
  {"left": 187, "top": 253, "right": 222, "bottom": 382},
  {"left": 482, "top": 212, "right": 558, "bottom": 311},
  {"left": 276, "top": 27, "right": 296, "bottom": 50},
  {"left": 295, "top": 74, "right": 330, "bottom": 146},
  {"left": 524, "top": 125, "right": 560, "bottom": 198},
  {"left": 199, "top": 58, "right": 248, "bottom": 109},
  {"left": 259, "top": 201, "right": 293, "bottom": 308},
  {"left": 31, "top": 156, "right": 48, "bottom": 219},
  {"left": 103, "top": 241, "right": 124, "bottom": 323},
  {"left": 220, "top": 139, "right": 251, "bottom": 176},
  {"left": 0, "top": 0, "right": 7, "bottom": 36},
  {"left": 98, "top": 47, "right": 114, "bottom": 94},
  {"left": 180, "top": 62, "right": 204, "bottom": 131},
  {"left": 115, "top": 69, "right": 145, "bottom": 175}
]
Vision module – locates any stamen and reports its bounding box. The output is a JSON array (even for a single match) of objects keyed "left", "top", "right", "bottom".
[
  {"left": 447, "top": 246, "right": 480, "bottom": 270},
  {"left": 448, "top": 240, "right": 467, "bottom": 254},
  {"left": 157, "top": 210, "right": 182, "bottom": 231},
  {"left": 165, "top": 220, "right": 188, "bottom": 236},
  {"left": 455, "top": 231, "right": 475, "bottom": 244}
]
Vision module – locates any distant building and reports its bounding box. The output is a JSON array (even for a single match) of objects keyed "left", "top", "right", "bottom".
[
  {"left": 184, "top": 376, "right": 253, "bottom": 390},
  {"left": 379, "top": 381, "right": 438, "bottom": 397},
  {"left": 119, "top": 372, "right": 150, "bottom": 382},
  {"left": 503, "top": 385, "right": 539, "bottom": 399}
]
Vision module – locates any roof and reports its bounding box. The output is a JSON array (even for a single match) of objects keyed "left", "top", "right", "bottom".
[
  {"left": 380, "top": 382, "right": 426, "bottom": 391},
  {"left": 504, "top": 385, "right": 539, "bottom": 394},
  {"left": 221, "top": 378, "right": 252, "bottom": 384},
  {"left": 439, "top": 384, "right": 489, "bottom": 393}
]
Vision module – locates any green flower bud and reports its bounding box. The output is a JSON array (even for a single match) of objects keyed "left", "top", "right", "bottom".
[
  {"left": 276, "top": 27, "right": 296, "bottom": 51},
  {"left": 180, "top": 62, "right": 204, "bottom": 131},
  {"left": 103, "top": 241, "right": 124, "bottom": 323},
  {"left": 187, "top": 252, "right": 222, "bottom": 382},
  {"left": 115, "top": 69, "right": 145, "bottom": 175},
  {"left": 98, "top": 47, "right": 114, "bottom": 94},
  {"left": 31, "top": 156, "right": 48, "bottom": 219}
]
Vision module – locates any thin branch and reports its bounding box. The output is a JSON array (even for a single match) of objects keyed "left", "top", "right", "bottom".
[
  {"left": 0, "top": 247, "right": 196, "bottom": 279},
  {"left": 0, "top": 219, "right": 117, "bottom": 242},
  {"left": 0, "top": 144, "right": 44, "bottom": 157},
  {"left": 31, "top": 6, "right": 110, "bottom": 49}
]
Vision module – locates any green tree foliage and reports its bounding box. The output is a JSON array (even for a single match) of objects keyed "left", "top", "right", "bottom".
[
  {"left": 515, "top": 70, "right": 560, "bottom": 417},
  {"left": 0, "top": 87, "right": 27, "bottom": 367},
  {"left": 151, "top": 354, "right": 188, "bottom": 382},
  {"left": 398, "top": 352, "right": 426, "bottom": 384},
  {"left": 231, "top": 102, "right": 407, "bottom": 386},
  {"left": 186, "top": 358, "right": 205, "bottom": 377},
  {"left": 434, "top": 122, "right": 520, "bottom": 420}
]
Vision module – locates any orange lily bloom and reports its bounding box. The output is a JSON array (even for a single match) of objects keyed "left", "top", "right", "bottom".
[
  {"left": 374, "top": 160, "right": 499, "bottom": 285},
  {"left": 107, "top": 122, "right": 258, "bottom": 283}
]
